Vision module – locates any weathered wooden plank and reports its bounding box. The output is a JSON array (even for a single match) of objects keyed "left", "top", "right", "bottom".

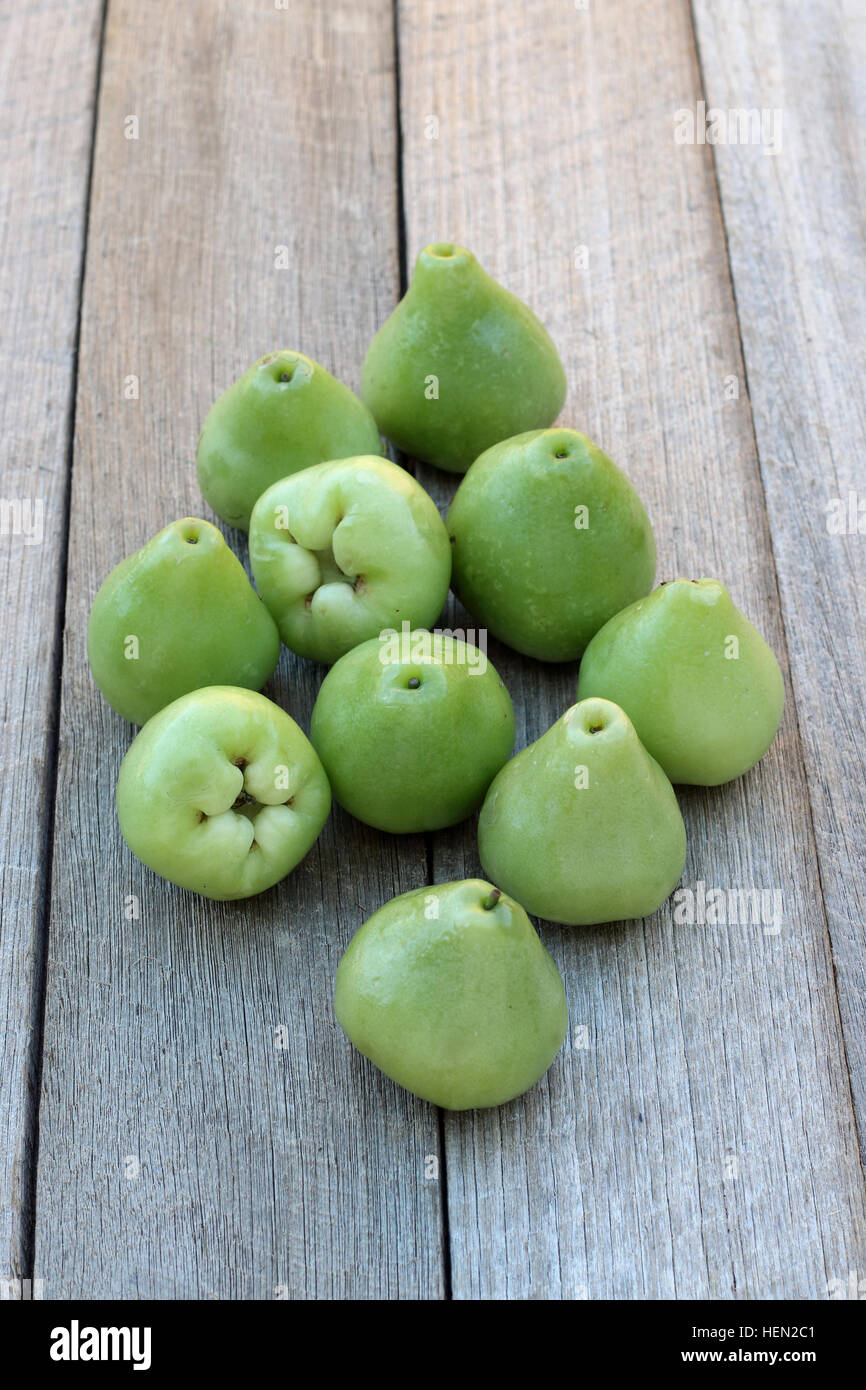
[
  {"left": 690, "top": 0, "right": 866, "bottom": 1152},
  {"left": 33, "top": 0, "right": 445, "bottom": 1297},
  {"left": 399, "top": 0, "right": 866, "bottom": 1296},
  {"left": 0, "top": 0, "right": 103, "bottom": 1293}
]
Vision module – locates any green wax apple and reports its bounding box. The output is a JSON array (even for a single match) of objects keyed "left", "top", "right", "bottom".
[
  {"left": 361, "top": 242, "right": 566, "bottom": 473},
  {"left": 196, "top": 350, "right": 383, "bottom": 530},
  {"left": 334, "top": 879, "right": 568, "bottom": 1109},
  {"left": 576, "top": 578, "right": 785, "bottom": 785},
  {"left": 248, "top": 456, "right": 451, "bottom": 665},
  {"left": 87, "top": 517, "right": 280, "bottom": 726},
  {"left": 478, "top": 698, "right": 686, "bottom": 926},
  {"left": 116, "top": 686, "right": 331, "bottom": 900},
  {"left": 310, "top": 629, "right": 514, "bottom": 832},
  {"left": 446, "top": 429, "right": 656, "bottom": 661}
]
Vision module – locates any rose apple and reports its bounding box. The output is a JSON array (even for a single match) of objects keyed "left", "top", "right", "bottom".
[
  {"left": 87, "top": 517, "right": 280, "bottom": 725},
  {"left": 248, "top": 456, "right": 451, "bottom": 664},
  {"left": 310, "top": 628, "right": 514, "bottom": 832},
  {"left": 116, "top": 686, "right": 330, "bottom": 900}
]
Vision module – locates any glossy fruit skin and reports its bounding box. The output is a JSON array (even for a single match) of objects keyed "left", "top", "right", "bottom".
[
  {"left": 196, "top": 350, "right": 383, "bottom": 530},
  {"left": 447, "top": 429, "right": 656, "bottom": 661},
  {"left": 361, "top": 242, "right": 566, "bottom": 473},
  {"left": 334, "top": 879, "right": 568, "bottom": 1109},
  {"left": 248, "top": 456, "right": 451, "bottom": 665},
  {"left": 87, "top": 518, "right": 280, "bottom": 726},
  {"left": 116, "top": 686, "right": 331, "bottom": 900},
  {"left": 576, "top": 578, "right": 785, "bottom": 785},
  {"left": 478, "top": 698, "right": 686, "bottom": 926},
  {"left": 310, "top": 630, "right": 514, "bottom": 832}
]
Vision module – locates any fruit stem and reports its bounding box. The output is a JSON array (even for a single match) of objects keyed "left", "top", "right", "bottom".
[{"left": 482, "top": 888, "right": 502, "bottom": 911}]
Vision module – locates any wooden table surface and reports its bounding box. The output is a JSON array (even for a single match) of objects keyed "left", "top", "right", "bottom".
[{"left": 1, "top": 0, "right": 864, "bottom": 1300}]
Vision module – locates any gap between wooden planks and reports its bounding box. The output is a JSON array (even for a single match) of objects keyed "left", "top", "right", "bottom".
[
  {"left": 0, "top": 0, "right": 105, "bottom": 1293},
  {"left": 399, "top": 0, "right": 866, "bottom": 1298},
  {"left": 32, "top": 0, "right": 443, "bottom": 1299},
  {"left": 5, "top": 0, "right": 864, "bottom": 1300}
]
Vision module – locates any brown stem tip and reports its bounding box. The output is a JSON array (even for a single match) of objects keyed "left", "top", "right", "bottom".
[{"left": 482, "top": 888, "right": 502, "bottom": 911}]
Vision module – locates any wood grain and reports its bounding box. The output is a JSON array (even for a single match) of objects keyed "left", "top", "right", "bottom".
[
  {"left": 9, "top": 0, "right": 865, "bottom": 1301},
  {"left": 690, "top": 0, "right": 866, "bottom": 1148},
  {"left": 398, "top": 0, "right": 866, "bottom": 1297},
  {"left": 32, "top": 0, "right": 446, "bottom": 1298},
  {"left": 0, "top": 0, "right": 103, "bottom": 1292}
]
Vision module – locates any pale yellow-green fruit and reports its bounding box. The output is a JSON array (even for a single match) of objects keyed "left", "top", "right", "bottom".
[
  {"left": 116, "top": 687, "right": 330, "bottom": 900},
  {"left": 335, "top": 879, "right": 568, "bottom": 1109},
  {"left": 248, "top": 456, "right": 451, "bottom": 665},
  {"left": 577, "top": 579, "right": 785, "bottom": 784},
  {"left": 478, "top": 699, "right": 686, "bottom": 926},
  {"left": 197, "top": 350, "right": 383, "bottom": 530},
  {"left": 362, "top": 242, "right": 566, "bottom": 473}
]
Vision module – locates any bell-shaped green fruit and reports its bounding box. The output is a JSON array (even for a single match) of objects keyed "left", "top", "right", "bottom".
[
  {"left": 447, "top": 429, "right": 656, "bottom": 661},
  {"left": 249, "top": 456, "right": 451, "bottom": 665},
  {"left": 361, "top": 242, "right": 566, "bottom": 473},
  {"left": 310, "top": 629, "right": 514, "bottom": 832},
  {"left": 87, "top": 518, "right": 280, "bottom": 725},
  {"left": 478, "top": 698, "right": 686, "bottom": 926},
  {"left": 196, "top": 350, "right": 383, "bottom": 530},
  {"left": 334, "top": 879, "right": 568, "bottom": 1109},
  {"left": 576, "top": 578, "right": 785, "bottom": 785},
  {"left": 116, "top": 686, "right": 331, "bottom": 900}
]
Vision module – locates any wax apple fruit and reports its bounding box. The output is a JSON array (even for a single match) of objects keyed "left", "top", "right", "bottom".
[
  {"left": 334, "top": 879, "right": 568, "bottom": 1109},
  {"left": 196, "top": 350, "right": 383, "bottom": 530},
  {"left": 576, "top": 578, "right": 785, "bottom": 785},
  {"left": 249, "top": 456, "right": 451, "bottom": 665},
  {"left": 447, "top": 429, "right": 656, "bottom": 661},
  {"left": 361, "top": 242, "right": 566, "bottom": 472},
  {"left": 310, "top": 630, "right": 514, "bottom": 832},
  {"left": 116, "top": 686, "right": 331, "bottom": 900},
  {"left": 478, "top": 698, "right": 686, "bottom": 926},
  {"left": 87, "top": 518, "right": 280, "bottom": 725}
]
